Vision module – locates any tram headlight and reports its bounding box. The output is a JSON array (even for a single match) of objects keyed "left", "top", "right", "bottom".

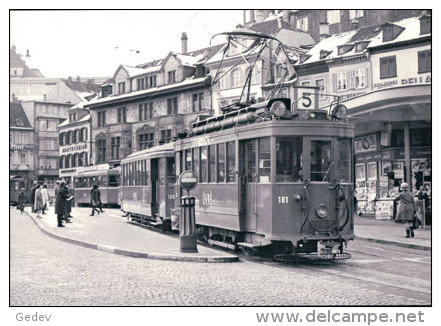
[
  {"left": 315, "top": 204, "right": 329, "bottom": 219},
  {"left": 332, "top": 104, "right": 347, "bottom": 120},
  {"left": 270, "top": 101, "right": 287, "bottom": 117}
]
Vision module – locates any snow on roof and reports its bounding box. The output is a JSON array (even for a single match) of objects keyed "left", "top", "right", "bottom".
[
  {"left": 175, "top": 53, "right": 205, "bottom": 66},
  {"left": 58, "top": 113, "right": 90, "bottom": 128},
  {"left": 85, "top": 76, "right": 207, "bottom": 107},
  {"left": 122, "top": 65, "right": 151, "bottom": 78},
  {"left": 368, "top": 16, "right": 430, "bottom": 48}
]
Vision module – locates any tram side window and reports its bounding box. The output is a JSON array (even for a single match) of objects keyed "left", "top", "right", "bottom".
[
  {"left": 192, "top": 148, "right": 199, "bottom": 180},
  {"left": 166, "top": 157, "right": 175, "bottom": 184},
  {"left": 109, "top": 175, "right": 118, "bottom": 187},
  {"left": 276, "top": 137, "right": 303, "bottom": 182},
  {"left": 336, "top": 138, "right": 351, "bottom": 182},
  {"left": 258, "top": 138, "right": 271, "bottom": 183},
  {"left": 245, "top": 140, "right": 257, "bottom": 182},
  {"left": 311, "top": 140, "right": 332, "bottom": 182},
  {"left": 217, "top": 143, "right": 225, "bottom": 182},
  {"left": 226, "top": 141, "right": 236, "bottom": 182},
  {"left": 200, "top": 146, "right": 207, "bottom": 182},
  {"left": 208, "top": 144, "right": 216, "bottom": 183}
]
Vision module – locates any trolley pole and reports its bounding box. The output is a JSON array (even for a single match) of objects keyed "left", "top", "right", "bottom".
[{"left": 178, "top": 171, "right": 198, "bottom": 253}]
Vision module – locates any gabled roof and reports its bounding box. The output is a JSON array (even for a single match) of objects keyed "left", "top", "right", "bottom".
[
  {"left": 248, "top": 19, "right": 292, "bottom": 35},
  {"left": 10, "top": 48, "right": 43, "bottom": 78},
  {"left": 10, "top": 102, "right": 33, "bottom": 129}
]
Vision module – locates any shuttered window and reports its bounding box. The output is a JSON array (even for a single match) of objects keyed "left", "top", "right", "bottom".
[
  {"left": 380, "top": 56, "right": 397, "bottom": 79},
  {"left": 418, "top": 50, "right": 431, "bottom": 73}
]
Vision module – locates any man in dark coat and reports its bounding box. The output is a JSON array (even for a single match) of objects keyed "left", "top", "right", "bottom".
[
  {"left": 55, "top": 181, "right": 72, "bottom": 227},
  {"left": 17, "top": 188, "right": 27, "bottom": 214},
  {"left": 90, "top": 184, "right": 101, "bottom": 216}
]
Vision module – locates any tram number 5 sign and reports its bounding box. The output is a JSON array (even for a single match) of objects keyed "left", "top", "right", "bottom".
[{"left": 179, "top": 170, "right": 198, "bottom": 192}]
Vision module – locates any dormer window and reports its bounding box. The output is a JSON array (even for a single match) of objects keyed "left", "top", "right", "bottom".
[
  {"left": 320, "top": 50, "right": 332, "bottom": 60},
  {"left": 382, "top": 23, "right": 404, "bottom": 42},
  {"left": 118, "top": 82, "right": 126, "bottom": 94},
  {"left": 337, "top": 44, "right": 354, "bottom": 55},
  {"left": 355, "top": 41, "right": 370, "bottom": 52},
  {"left": 168, "top": 70, "right": 176, "bottom": 84},
  {"left": 420, "top": 16, "right": 431, "bottom": 35}
]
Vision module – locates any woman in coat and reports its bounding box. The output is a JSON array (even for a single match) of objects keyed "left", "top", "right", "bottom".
[
  {"left": 17, "top": 188, "right": 27, "bottom": 214},
  {"left": 41, "top": 184, "right": 49, "bottom": 214},
  {"left": 34, "top": 184, "right": 43, "bottom": 218},
  {"left": 395, "top": 182, "right": 417, "bottom": 238},
  {"left": 55, "top": 181, "right": 72, "bottom": 227}
]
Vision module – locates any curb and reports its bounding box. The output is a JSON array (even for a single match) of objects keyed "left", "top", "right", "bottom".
[
  {"left": 356, "top": 236, "right": 431, "bottom": 251},
  {"left": 24, "top": 210, "right": 239, "bottom": 263}
]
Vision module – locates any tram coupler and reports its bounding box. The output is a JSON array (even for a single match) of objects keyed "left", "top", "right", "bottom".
[{"left": 179, "top": 196, "right": 198, "bottom": 253}]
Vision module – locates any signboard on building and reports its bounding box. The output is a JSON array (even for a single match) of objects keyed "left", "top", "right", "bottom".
[
  {"left": 373, "top": 73, "right": 431, "bottom": 90},
  {"left": 355, "top": 134, "right": 377, "bottom": 153}
]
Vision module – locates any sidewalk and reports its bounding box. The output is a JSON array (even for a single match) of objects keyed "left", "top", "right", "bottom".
[
  {"left": 20, "top": 206, "right": 431, "bottom": 263},
  {"left": 354, "top": 215, "right": 431, "bottom": 251},
  {"left": 22, "top": 206, "right": 239, "bottom": 263}
]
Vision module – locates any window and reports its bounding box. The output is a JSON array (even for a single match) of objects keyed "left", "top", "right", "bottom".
[
  {"left": 217, "top": 70, "right": 227, "bottom": 89},
  {"left": 161, "top": 129, "right": 172, "bottom": 143},
  {"left": 137, "top": 78, "right": 145, "bottom": 90},
  {"left": 72, "top": 129, "right": 77, "bottom": 143},
  {"left": 217, "top": 143, "right": 225, "bottom": 182},
  {"left": 311, "top": 140, "right": 332, "bottom": 182},
  {"left": 296, "top": 16, "right": 308, "bottom": 32},
  {"left": 349, "top": 10, "right": 364, "bottom": 20},
  {"left": 192, "top": 93, "right": 204, "bottom": 112},
  {"left": 336, "top": 72, "right": 347, "bottom": 91},
  {"left": 59, "top": 156, "right": 64, "bottom": 169},
  {"left": 148, "top": 75, "right": 157, "bottom": 88},
  {"left": 167, "top": 97, "right": 178, "bottom": 115},
  {"left": 244, "top": 140, "right": 257, "bottom": 182},
  {"left": 72, "top": 153, "right": 78, "bottom": 167},
  {"left": 420, "top": 17, "right": 431, "bottom": 35},
  {"left": 20, "top": 152, "right": 26, "bottom": 164},
  {"left": 327, "top": 10, "right": 341, "bottom": 24},
  {"left": 355, "top": 164, "right": 366, "bottom": 181},
  {"left": 230, "top": 69, "right": 241, "bottom": 87},
  {"left": 97, "top": 139, "right": 106, "bottom": 163},
  {"left": 380, "top": 56, "right": 397, "bottom": 79},
  {"left": 140, "top": 102, "right": 154, "bottom": 120},
  {"left": 138, "top": 133, "right": 154, "bottom": 150},
  {"left": 65, "top": 154, "right": 71, "bottom": 168},
  {"left": 185, "top": 149, "right": 192, "bottom": 171},
  {"left": 353, "top": 69, "right": 366, "bottom": 89},
  {"left": 337, "top": 138, "right": 351, "bottom": 182},
  {"left": 117, "top": 107, "right": 127, "bottom": 123},
  {"left": 168, "top": 70, "right": 176, "bottom": 84},
  {"left": 226, "top": 141, "right": 235, "bottom": 182},
  {"left": 65, "top": 131, "right": 71, "bottom": 145},
  {"left": 258, "top": 138, "right": 271, "bottom": 183},
  {"left": 382, "top": 25, "right": 394, "bottom": 42},
  {"left": 418, "top": 50, "right": 431, "bottom": 73},
  {"left": 200, "top": 146, "right": 208, "bottom": 182},
  {"left": 97, "top": 111, "right": 106, "bottom": 127},
  {"left": 276, "top": 137, "right": 303, "bottom": 182},
  {"left": 301, "top": 80, "right": 311, "bottom": 86},
  {"left": 315, "top": 79, "right": 326, "bottom": 99},
  {"left": 118, "top": 82, "right": 126, "bottom": 94},
  {"left": 111, "top": 137, "right": 120, "bottom": 160},
  {"left": 208, "top": 144, "right": 216, "bottom": 183},
  {"left": 192, "top": 148, "right": 199, "bottom": 180}
]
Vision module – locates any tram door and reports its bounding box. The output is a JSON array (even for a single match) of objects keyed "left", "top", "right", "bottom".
[
  {"left": 239, "top": 139, "right": 257, "bottom": 232},
  {"left": 151, "top": 158, "right": 159, "bottom": 218}
]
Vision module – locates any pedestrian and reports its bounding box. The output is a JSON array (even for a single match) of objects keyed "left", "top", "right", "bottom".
[
  {"left": 417, "top": 186, "right": 430, "bottom": 226},
  {"left": 90, "top": 184, "right": 102, "bottom": 216},
  {"left": 65, "top": 181, "right": 74, "bottom": 219},
  {"left": 395, "top": 182, "right": 417, "bottom": 238},
  {"left": 29, "top": 182, "right": 37, "bottom": 212},
  {"left": 41, "top": 184, "right": 49, "bottom": 215},
  {"left": 55, "top": 181, "right": 73, "bottom": 227},
  {"left": 17, "top": 188, "right": 27, "bottom": 214},
  {"left": 34, "top": 184, "right": 43, "bottom": 218}
]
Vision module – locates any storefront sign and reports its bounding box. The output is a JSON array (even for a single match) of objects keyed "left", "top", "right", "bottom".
[
  {"left": 373, "top": 74, "right": 431, "bottom": 90},
  {"left": 10, "top": 144, "right": 24, "bottom": 150},
  {"left": 355, "top": 134, "right": 377, "bottom": 153},
  {"left": 60, "top": 168, "right": 76, "bottom": 175},
  {"left": 61, "top": 143, "right": 88, "bottom": 153}
]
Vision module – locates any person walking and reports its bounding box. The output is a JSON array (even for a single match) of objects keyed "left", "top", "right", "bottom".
[
  {"left": 34, "top": 184, "right": 43, "bottom": 218},
  {"left": 17, "top": 188, "right": 27, "bottom": 214},
  {"left": 41, "top": 184, "right": 49, "bottom": 215},
  {"left": 55, "top": 181, "right": 73, "bottom": 227},
  {"left": 90, "top": 184, "right": 101, "bottom": 216},
  {"left": 65, "top": 181, "right": 74, "bottom": 220},
  {"left": 395, "top": 182, "right": 417, "bottom": 238},
  {"left": 29, "top": 182, "right": 37, "bottom": 213}
]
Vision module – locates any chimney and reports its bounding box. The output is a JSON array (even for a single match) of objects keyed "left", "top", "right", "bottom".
[
  {"left": 181, "top": 32, "right": 188, "bottom": 54},
  {"left": 26, "top": 49, "right": 31, "bottom": 58},
  {"left": 255, "top": 10, "right": 264, "bottom": 23},
  {"left": 319, "top": 22, "right": 330, "bottom": 40},
  {"left": 277, "top": 17, "right": 283, "bottom": 29},
  {"left": 352, "top": 19, "right": 359, "bottom": 30}
]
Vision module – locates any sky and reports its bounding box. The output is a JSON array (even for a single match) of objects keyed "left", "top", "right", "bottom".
[{"left": 10, "top": 10, "right": 244, "bottom": 78}]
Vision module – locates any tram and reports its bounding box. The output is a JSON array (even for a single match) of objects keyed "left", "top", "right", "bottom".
[
  {"left": 73, "top": 166, "right": 121, "bottom": 207},
  {"left": 120, "top": 143, "right": 176, "bottom": 228},
  {"left": 10, "top": 175, "right": 30, "bottom": 206}
]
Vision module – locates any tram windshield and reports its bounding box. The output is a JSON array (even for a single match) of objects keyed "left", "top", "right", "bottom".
[
  {"left": 276, "top": 137, "right": 303, "bottom": 182},
  {"left": 311, "top": 140, "right": 332, "bottom": 182}
]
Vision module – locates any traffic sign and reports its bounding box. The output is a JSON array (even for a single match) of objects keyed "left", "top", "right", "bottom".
[{"left": 179, "top": 170, "right": 197, "bottom": 191}]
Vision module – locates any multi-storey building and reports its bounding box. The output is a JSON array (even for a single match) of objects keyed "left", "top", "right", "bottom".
[
  {"left": 58, "top": 103, "right": 92, "bottom": 184},
  {"left": 206, "top": 19, "right": 315, "bottom": 114},
  {"left": 10, "top": 101, "right": 35, "bottom": 202},
  {"left": 85, "top": 35, "right": 222, "bottom": 167},
  {"left": 243, "top": 10, "right": 429, "bottom": 43},
  {"left": 294, "top": 15, "right": 431, "bottom": 219},
  {"left": 20, "top": 101, "right": 71, "bottom": 197}
]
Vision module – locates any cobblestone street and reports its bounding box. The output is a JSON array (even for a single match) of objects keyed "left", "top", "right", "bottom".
[{"left": 10, "top": 208, "right": 430, "bottom": 306}]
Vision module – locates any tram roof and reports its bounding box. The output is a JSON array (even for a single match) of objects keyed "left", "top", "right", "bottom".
[{"left": 122, "top": 142, "right": 175, "bottom": 162}]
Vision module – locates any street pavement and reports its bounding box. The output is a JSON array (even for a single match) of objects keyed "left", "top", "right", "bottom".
[{"left": 17, "top": 204, "right": 431, "bottom": 264}]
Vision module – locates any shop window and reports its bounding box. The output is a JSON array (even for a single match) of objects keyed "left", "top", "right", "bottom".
[
  {"left": 311, "top": 140, "right": 332, "bottom": 182},
  {"left": 276, "top": 137, "right": 302, "bottom": 182},
  {"left": 355, "top": 164, "right": 366, "bottom": 181},
  {"left": 217, "top": 143, "right": 225, "bottom": 182},
  {"left": 410, "top": 128, "right": 431, "bottom": 146},
  {"left": 391, "top": 130, "right": 404, "bottom": 147},
  {"left": 226, "top": 141, "right": 236, "bottom": 182},
  {"left": 258, "top": 138, "right": 271, "bottom": 183}
]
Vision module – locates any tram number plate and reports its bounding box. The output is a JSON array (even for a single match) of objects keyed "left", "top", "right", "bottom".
[{"left": 278, "top": 196, "right": 289, "bottom": 204}]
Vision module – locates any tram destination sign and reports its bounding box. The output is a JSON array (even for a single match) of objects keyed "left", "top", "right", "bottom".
[{"left": 179, "top": 170, "right": 198, "bottom": 191}]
